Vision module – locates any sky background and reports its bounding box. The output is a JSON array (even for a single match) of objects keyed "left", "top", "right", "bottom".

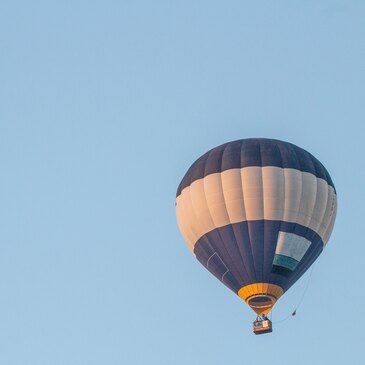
[{"left": 1, "top": 1, "right": 364, "bottom": 364}]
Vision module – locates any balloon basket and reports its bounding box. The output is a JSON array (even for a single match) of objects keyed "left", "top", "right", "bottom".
[{"left": 253, "top": 316, "right": 273, "bottom": 335}]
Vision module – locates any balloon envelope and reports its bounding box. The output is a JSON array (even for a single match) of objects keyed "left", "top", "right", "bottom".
[{"left": 176, "top": 138, "right": 337, "bottom": 315}]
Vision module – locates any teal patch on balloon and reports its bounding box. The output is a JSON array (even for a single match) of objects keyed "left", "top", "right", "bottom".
[{"left": 273, "top": 254, "right": 298, "bottom": 271}]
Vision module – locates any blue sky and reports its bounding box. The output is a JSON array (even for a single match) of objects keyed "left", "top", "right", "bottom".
[{"left": 0, "top": 1, "right": 364, "bottom": 364}]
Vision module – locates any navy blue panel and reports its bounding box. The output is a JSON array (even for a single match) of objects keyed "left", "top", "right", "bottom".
[
  {"left": 204, "top": 143, "right": 225, "bottom": 176},
  {"left": 263, "top": 220, "right": 282, "bottom": 284},
  {"left": 221, "top": 140, "right": 242, "bottom": 172},
  {"left": 176, "top": 138, "right": 336, "bottom": 196},
  {"left": 272, "top": 265, "right": 292, "bottom": 277},
  {"left": 193, "top": 220, "right": 324, "bottom": 295},
  {"left": 194, "top": 234, "right": 241, "bottom": 293},
  {"left": 241, "top": 139, "right": 262, "bottom": 166},
  {"left": 247, "top": 220, "right": 264, "bottom": 283},
  {"left": 260, "top": 140, "right": 282, "bottom": 166},
  {"left": 231, "top": 223, "right": 257, "bottom": 283},
  {"left": 276, "top": 142, "right": 301, "bottom": 170}
]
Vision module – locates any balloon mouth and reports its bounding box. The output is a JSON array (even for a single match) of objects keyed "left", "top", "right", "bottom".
[{"left": 248, "top": 296, "right": 275, "bottom": 314}]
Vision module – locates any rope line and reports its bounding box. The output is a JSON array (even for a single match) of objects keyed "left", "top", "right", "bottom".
[{"left": 272, "top": 264, "right": 315, "bottom": 325}]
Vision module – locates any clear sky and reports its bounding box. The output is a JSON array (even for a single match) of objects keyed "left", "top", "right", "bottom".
[{"left": 0, "top": 1, "right": 364, "bottom": 364}]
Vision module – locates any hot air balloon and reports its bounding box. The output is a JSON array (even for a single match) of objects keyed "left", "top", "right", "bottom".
[{"left": 175, "top": 138, "right": 337, "bottom": 334}]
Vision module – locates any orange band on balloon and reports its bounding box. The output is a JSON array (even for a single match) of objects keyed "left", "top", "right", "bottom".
[{"left": 238, "top": 283, "right": 284, "bottom": 315}]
